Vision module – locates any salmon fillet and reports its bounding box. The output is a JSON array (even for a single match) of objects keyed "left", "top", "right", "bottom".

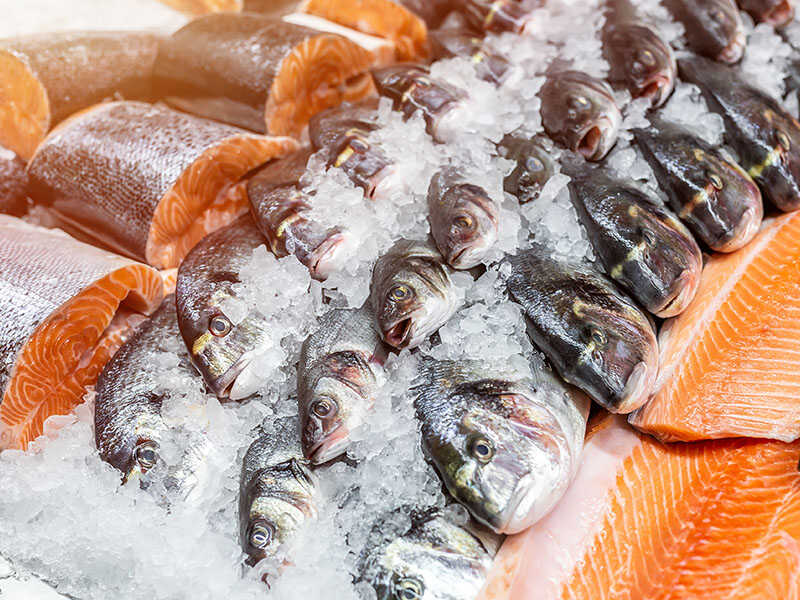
[
  {"left": 629, "top": 211, "right": 800, "bottom": 442},
  {"left": 482, "top": 414, "right": 800, "bottom": 600},
  {"left": 0, "top": 216, "right": 164, "bottom": 451},
  {"left": 26, "top": 101, "right": 298, "bottom": 269}
]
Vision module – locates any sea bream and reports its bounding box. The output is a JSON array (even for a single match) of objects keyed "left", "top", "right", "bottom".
[
  {"left": 679, "top": 54, "right": 800, "bottom": 212},
  {"left": 369, "top": 239, "right": 461, "bottom": 349},
  {"left": 737, "top": 0, "right": 795, "bottom": 26},
  {"left": 413, "top": 357, "right": 590, "bottom": 534},
  {"left": 634, "top": 116, "right": 763, "bottom": 252},
  {"left": 298, "top": 307, "right": 386, "bottom": 464},
  {"left": 428, "top": 29, "right": 511, "bottom": 85},
  {"left": 499, "top": 135, "right": 558, "bottom": 204},
  {"left": 504, "top": 245, "right": 659, "bottom": 414},
  {"left": 565, "top": 162, "right": 703, "bottom": 318},
  {"left": 662, "top": 0, "right": 745, "bottom": 64}
]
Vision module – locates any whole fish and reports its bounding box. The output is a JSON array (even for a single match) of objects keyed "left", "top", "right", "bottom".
[
  {"left": 95, "top": 297, "right": 216, "bottom": 502},
  {"left": 679, "top": 55, "right": 800, "bottom": 212},
  {"left": 662, "top": 0, "right": 745, "bottom": 63},
  {"left": 176, "top": 215, "right": 271, "bottom": 400},
  {"left": 737, "top": 0, "right": 794, "bottom": 26},
  {"left": 499, "top": 135, "right": 558, "bottom": 204},
  {"left": 358, "top": 506, "right": 493, "bottom": 600},
  {"left": 239, "top": 416, "right": 317, "bottom": 569},
  {"left": 298, "top": 307, "right": 386, "bottom": 465},
  {"left": 539, "top": 70, "right": 622, "bottom": 161},
  {"left": 429, "top": 29, "right": 511, "bottom": 85},
  {"left": 566, "top": 164, "right": 703, "bottom": 317},
  {"left": 0, "top": 146, "right": 28, "bottom": 216},
  {"left": 634, "top": 117, "right": 763, "bottom": 252},
  {"left": 413, "top": 357, "right": 590, "bottom": 534},
  {"left": 369, "top": 239, "right": 461, "bottom": 349},
  {"left": 505, "top": 246, "right": 658, "bottom": 414},
  {"left": 602, "top": 0, "right": 676, "bottom": 107},
  {"left": 427, "top": 167, "right": 500, "bottom": 269},
  {"left": 247, "top": 149, "right": 348, "bottom": 280}
]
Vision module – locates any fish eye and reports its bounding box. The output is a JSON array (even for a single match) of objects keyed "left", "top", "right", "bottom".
[
  {"left": 209, "top": 314, "right": 232, "bottom": 337},
  {"left": 349, "top": 137, "right": 369, "bottom": 153},
  {"left": 388, "top": 284, "right": 414, "bottom": 303},
  {"left": 248, "top": 520, "right": 275, "bottom": 550},
  {"left": 568, "top": 95, "right": 590, "bottom": 109},
  {"left": 415, "top": 75, "right": 432, "bottom": 87},
  {"left": 134, "top": 442, "right": 158, "bottom": 471},
  {"left": 470, "top": 437, "right": 495, "bottom": 463},
  {"left": 590, "top": 327, "right": 606, "bottom": 346},
  {"left": 525, "top": 156, "right": 545, "bottom": 173},
  {"left": 638, "top": 49, "right": 655, "bottom": 67},
  {"left": 311, "top": 397, "right": 337, "bottom": 419},
  {"left": 453, "top": 214, "right": 474, "bottom": 231},
  {"left": 395, "top": 577, "right": 423, "bottom": 600},
  {"left": 777, "top": 130, "right": 791, "bottom": 151},
  {"left": 708, "top": 172, "right": 724, "bottom": 190}
]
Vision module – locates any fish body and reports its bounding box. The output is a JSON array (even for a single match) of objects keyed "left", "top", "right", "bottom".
[
  {"left": 737, "top": 0, "right": 795, "bottom": 26},
  {"left": 663, "top": 0, "right": 745, "bottom": 63},
  {"left": 413, "top": 357, "right": 590, "bottom": 534},
  {"left": 298, "top": 307, "right": 385, "bottom": 464},
  {"left": 0, "top": 146, "right": 28, "bottom": 216},
  {"left": 634, "top": 117, "right": 762, "bottom": 252},
  {"left": 566, "top": 164, "right": 703, "bottom": 317},
  {"left": 679, "top": 55, "right": 800, "bottom": 212},
  {"left": 538, "top": 70, "right": 621, "bottom": 161},
  {"left": 429, "top": 29, "right": 512, "bottom": 84},
  {"left": 369, "top": 239, "right": 460, "bottom": 349},
  {"left": 239, "top": 416, "right": 317, "bottom": 568},
  {"left": 504, "top": 246, "right": 658, "bottom": 414},
  {"left": 499, "top": 135, "right": 558, "bottom": 204},
  {"left": 427, "top": 167, "right": 500, "bottom": 269},
  {"left": 457, "top": 0, "right": 533, "bottom": 33}
]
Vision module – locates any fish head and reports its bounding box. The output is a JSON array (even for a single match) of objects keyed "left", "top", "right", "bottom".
[
  {"left": 605, "top": 24, "right": 676, "bottom": 107},
  {"left": 752, "top": 0, "right": 795, "bottom": 26},
  {"left": 430, "top": 183, "right": 499, "bottom": 270},
  {"left": 283, "top": 218, "right": 351, "bottom": 281},
  {"left": 540, "top": 71, "right": 622, "bottom": 161},
  {"left": 681, "top": 0, "right": 745, "bottom": 63},
  {"left": 328, "top": 126, "right": 395, "bottom": 201},
  {"left": 503, "top": 138, "right": 556, "bottom": 203},
  {"left": 751, "top": 111, "right": 800, "bottom": 211}
]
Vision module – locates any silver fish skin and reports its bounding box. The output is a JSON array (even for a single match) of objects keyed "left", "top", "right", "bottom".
[
  {"left": 298, "top": 306, "right": 386, "bottom": 465},
  {"left": 239, "top": 416, "right": 317, "bottom": 570},
  {"left": 369, "top": 239, "right": 461, "bottom": 349},
  {"left": 413, "top": 357, "right": 589, "bottom": 534},
  {"left": 358, "top": 506, "right": 492, "bottom": 600},
  {"left": 95, "top": 297, "right": 216, "bottom": 503}
]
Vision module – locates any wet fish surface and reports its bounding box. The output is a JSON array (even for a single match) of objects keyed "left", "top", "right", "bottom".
[
  {"left": 429, "top": 29, "right": 512, "bottom": 84},
  {"left": 499, "top": 135, "right": 558, "bottom": 204},
  {"left": 663, "top": 0, "right": 745, "bottom": 63},
  {"left": 504, "top": 245, "right": 658, "bottom": 414},
  {"left": 0, "top": 146, "right": 28, "bottom": 216}
]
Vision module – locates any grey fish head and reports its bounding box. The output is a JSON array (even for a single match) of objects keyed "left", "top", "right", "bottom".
[
  {"left": 603, "top": 23, "right": 676, "bottom": 107},
  {"left": 747, "top": 108, "right": 800, "bottom": 212},
  {"left": 539, "top": 70, "right": 622, "bottom": 161},
  {"left": 665, "top": 0, "right": 744, "bottom": 63},
  {"left": 500, "top": 135, "right": 557, "bottom": 203}
]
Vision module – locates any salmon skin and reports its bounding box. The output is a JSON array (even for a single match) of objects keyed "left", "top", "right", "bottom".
[
  {"left": 663, "top": 0, "right": 745, "bottom": 63},
  {"left": 679, "top": 55, "right": 800, "bottom": 212},
  {"left": 737, "top": 0, "right": 795, "bottom": 26},
  {"left": 0, "top": 216, "right": 164, "bottom": 451},
  {"left": 429, "top": 29, "right": 512, "bottom": 85},
  {"left": 0, "top": 145, "right": 28, "bottom": 216},
  {"left": 565, "top": 162, "right": 703, "bottom": 318},
  {"left": 154, "top": 13, "right": 376, "bottom": 137},
  {"left": 0, "top": 30, "right": 161, "bottom": 161},
  {"left": 634, "top": 116, "right": 763, "bottom": 253},
  {"left": 481, "top": 415, "right": 800, "bottom": 600},
  {"left": 26, "top": 101, "right": 297, "bottom": 270},
  {"left": 629, "top": 211, "right": 800, "bottom": 443},
  {"left": 504, "top": 246, "right": 658, "bottom": 414}
]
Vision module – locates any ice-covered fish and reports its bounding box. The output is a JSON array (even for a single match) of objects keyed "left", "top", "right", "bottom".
[
  {"left": 505, "top": 246, "right": 658, "bottom": 414},
  {"left": 369, "top": 239, "right": 461, "bottom": 349},
  {"left": 298, "top": 307, "right": 386, "bottom": 464},
  {"left": 429, "top": 29, "right": 512, "bottom": 84},
  {"left": 413, "top": 357, "right": 590, "bottom": 534},
  {"left": 566, "top": 163, "right": 703, "bottom": 318},
  {"left": 95, "top": 297, "right": 216, "bottom": 502},
  {"left": 247, "top": 148, "right": 348, "bottom": 280},
  {"left": 679, "top": 55, "right": 800, "bottom": 212},
  {"left": 634, "top": 116, "right": 763, "bottom": 252},
  {"left": 538, "top": 70, "right": 622, "bottom": 161},
  {"left": 176, "top": 215, "right": 271, "bottom": 400},
  {"left": 663, "top": 0, "right": 745, "bottom": 63},
  {"left": 239, "top": 416, "right": 317, "bottom": 569},
  {"left": 737, "top": 0, "right": 794, "bottom": 26},
  {"left": 602, "top": 0, "right": 676, "bottom": 106},
  {"left": 427, "top": 167, "right": 500, "bottom": 269},
  {"left": 0, "top": 146, "right": 27, "bottom": 216},
  {"left": 357, "top": 506, "right": 493, "bottom": 600},
  {"left": 499, "top": 135, "right": 558, "bottom": 204}
]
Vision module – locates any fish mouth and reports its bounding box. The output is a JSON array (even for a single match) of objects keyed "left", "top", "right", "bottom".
[
  {"left": 384, "top": 318, "right": 413, "bottom": 348},
  {"left": 718, "top": 29, "right": 746, "bottom": 64},
  {"left": 308, "top": 231, "right": 349, "bottom": 281},
  {"left": 654, "top": 268, "right": 701, "bottom": 319},
  {"left": 304, "top": 425, "right": 350, "bottom": 465},
  {"left": 576, "top": 115, "right": 618, "bottom": 161},
  {"left": 208, "top": 355, "right": 251, "bottom": 399},
  {"left": 715, "top": 205, "right": 763, "bottom": 253},
  {"left": 447, "top": 241, "right": 492, "bottom": 270},
  {"left": 637, "top": 75, "right": 674, "bottom": 107},
  {"left": 763, "top": 0, "right": 794, "bottom": 26},
  {"left": 493, "top": 472, "right": 538, "bottom": 534},
  {"left": 616, "top": 360, "right": 656, "bottom": 413},
  {"left": 368, "top": 165, "right": 398, "bottom": 202}
]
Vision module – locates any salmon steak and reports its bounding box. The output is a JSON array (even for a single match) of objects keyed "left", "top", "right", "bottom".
[
  {"left": 26, "top": 101, "right": 298, "bottom": 270},
  {"left": 154, "top": 12, "right": 387, "bottom": 138},
  {"left": 0, "top": 216, "right": 164, "bottom": 451},
  {"left": 629, "top": 211, "right": 800, "bottom": 442},
  {"left": 0, "top": 31, "right": 161, "bottom": 161},
  {"left": 482, "top": 414, "right": 800, "bottom": 600}
]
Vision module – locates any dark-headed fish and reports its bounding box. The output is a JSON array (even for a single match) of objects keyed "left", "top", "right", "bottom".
[
  {"left": 679, "top": 55, "right": 800, "bottom": 212},
  {"left": 539, "top": 70, "right": 622, "bottom": 161},
  {"left": 737, "top": 0, "right": 794, "bottom": 26},
  {"left": 566, "top": 164, "right": 703, "bottom": 317},
  {"left": 499, "top": 135, "right": 558, "bottom": 204},
  {"left": 369, "top": 239, "right": 461, "bottom": 349},
  {"left": 634, "top": 117, "right": 763, "bottom": 252},
  {"left": 427, "top": 167, "right": 500, "bottom": 269},
  {"left": 413, "top": 357, "right": 590, "bottom": 534},
  {"left": 247, "top": 149, "right": 348, "bottom": 280},
  {"left": 176, "top": 215, "right": 271, "bottom": 400},
  {"left": 429, "top": 29, "right": 512, "bottom": 85},
  {"left": 358, "top": 506, "right": 492, "bottom": 600},
  {"left": 663, "top": 0, "right": 745, "bottom": 63},
  {"left": 0, "top": 146, "right": 28, "bottom": 216},
  {"left": 505, "top": 246, "right": 658, "bottom": 414},
  {"left": 458, "top": 0, "right": 533, "bottom": 33},
  {"left": 239, "top": 416, "right": 317, "bottom": 569},
  {"left": 298, "top": 307, "right": 386, "bottom": 465}
]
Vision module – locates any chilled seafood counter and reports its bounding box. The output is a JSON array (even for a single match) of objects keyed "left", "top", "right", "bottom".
[{"left": 1, "top": 0, "right": 799, "bottom": 599}]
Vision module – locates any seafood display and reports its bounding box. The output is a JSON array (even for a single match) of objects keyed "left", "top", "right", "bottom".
[{"left": 663, "top": 0, "right": 746, "bottom": 63}]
